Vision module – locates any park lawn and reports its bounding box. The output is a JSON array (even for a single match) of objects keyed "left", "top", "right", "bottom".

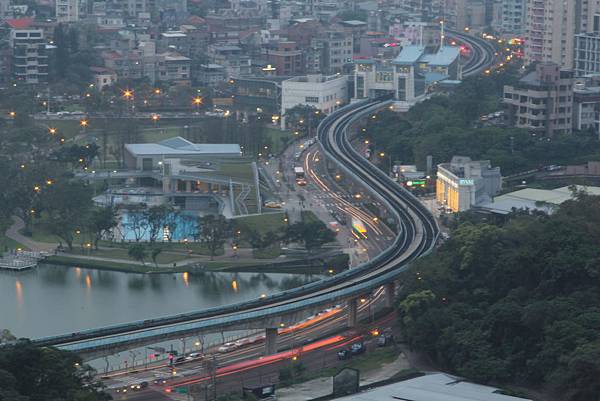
[
  {"left": 64, "top": 247, "right": 190, "bottom": 264},
  {"left": 38, "top": 119, "right": 83, "bottom": 139},
  {"left": 300, "top": 210, "right": 321, "bottom": 224},
  {"left": 0, "top": 234, "right": 27, "bottom": 251},
  {"left": 232, "top": 212, "right": 286, "bottom": 236},
  {"left": 26, "top": 226, "right": 62, "bottom": 244},
  {"left": 253, "top": 246, "right": 281, "bottom": 259},
  {"left": 99, "top": 240, "right": 224, "bottom": 257},
  {"left": 265, "top": 127, "right": 291, "bottom": 154},
  {"left": 140, "top": 126, "right": 187, "bottom": 143},
  {"left": 46, "top": 255, "right": 254, "bottom": 273}
]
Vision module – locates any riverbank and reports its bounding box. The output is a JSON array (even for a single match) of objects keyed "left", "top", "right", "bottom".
[{"left": 44, "top": 251, "right": 347, "bottom": 275}]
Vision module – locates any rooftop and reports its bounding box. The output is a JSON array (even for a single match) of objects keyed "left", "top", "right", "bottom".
[
  {"left": 393, "top": 46, "right": 425, "bottom": 65},
  {"left": 334, "top": 373, "right": 532, "bottom": 401},
  {"left": 125, "top": 137, "right": 241, "bottom": 157},
  {"left": 478, "top": 185, "right": 600, "bottom": 215},
  {"left": 421, "top": 46, "right": 460, "bottom": 66}
]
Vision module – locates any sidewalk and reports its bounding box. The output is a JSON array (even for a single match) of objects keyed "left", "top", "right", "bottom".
[
  {"left": 276, "top": 352, "right": 411, "bottom": 401},
  {"left": 5, "top": 216, "right": 56, "bottom": 252}
]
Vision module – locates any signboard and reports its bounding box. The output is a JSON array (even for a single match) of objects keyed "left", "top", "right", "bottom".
[{"left": 459, "top": 179, "right": 474, "bottom": 186}]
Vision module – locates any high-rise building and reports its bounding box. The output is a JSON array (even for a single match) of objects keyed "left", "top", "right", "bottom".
[
  {"left": 56, "top": 0, "right": 80, "bottom": 22},
  {"left": 525, "top": 0, "right": 576, "bottom": 69},
  {"left": 500, "top": 0, "right": 527, "bottom": 35},
  {"left": 574, "top": 32, "right": 600, "bottom": 76},
  {"left": 524, "top": 0, "right": 600, "bottom": 69},
  {"left": 8, "top": 23, "right": 48, "bottom": 84}
]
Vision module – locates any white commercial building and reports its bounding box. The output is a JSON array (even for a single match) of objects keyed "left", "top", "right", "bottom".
[
  {"left": 281, "top": 74, "right": 347, "bottom": 128},
  {"left": 436, "top": 156, "right": 502, "bottom": 212}
]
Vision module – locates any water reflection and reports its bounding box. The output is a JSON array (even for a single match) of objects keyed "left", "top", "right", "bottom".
[{"left": 0, "top": 264, "right": 321, "bottom": 338}]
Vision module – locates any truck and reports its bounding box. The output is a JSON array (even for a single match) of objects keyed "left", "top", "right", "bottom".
[{"left": 294, "top": 166, "right": 307, "bottom": 186}]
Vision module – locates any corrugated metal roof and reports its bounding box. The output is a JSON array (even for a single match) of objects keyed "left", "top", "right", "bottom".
[
  {"left": 334, "top": 373, "right": 532, "bottom": 401},
  {"left": 421, "top": 46, "right": 460, "bottom": 66},
  {"left": 392, "top": 45, "right": 425, "bottom": 65}
]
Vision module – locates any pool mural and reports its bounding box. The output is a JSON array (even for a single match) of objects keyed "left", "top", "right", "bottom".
[{"left": 115, "top": 211, "right": 200, "bottom": 241}]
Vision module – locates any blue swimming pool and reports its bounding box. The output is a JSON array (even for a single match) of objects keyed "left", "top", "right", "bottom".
[{"left": 119, "top": 211, "right": 199, "bottom": 241}]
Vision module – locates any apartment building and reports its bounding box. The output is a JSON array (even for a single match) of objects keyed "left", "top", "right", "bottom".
[
  {"left": 525, "top": 0, "right": 575, "bottom": 68},
  {"left": 318, "top": 31, "right": 353, "bottom": 74},
  {"left": 56, "top": 0, "right": 80, "bottom": 22},
  {"left": 575, "top": 32, "right": 600, "bottom": 76},
  {"left": 8, "top": 21, "right": 48, "bottom": 84},
  {"left": 525, "top": 0, "right": 600, "bottom": 69},
  {"left": 503, "top": 63, "right": 574, "bottom": 136},
  {"left": 499, "top": 0, "right": 527, "bottom": 35},
  {"left": 262, "top": 41, "right": 304, "bottom": 76}
]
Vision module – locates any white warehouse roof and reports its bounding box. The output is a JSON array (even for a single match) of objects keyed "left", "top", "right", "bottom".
[
  {"left": 334, "top": 373, "right": 532, "bottom": 401},
  {"left": 125, "top": 136, "right": 241, "bottom": 157}
]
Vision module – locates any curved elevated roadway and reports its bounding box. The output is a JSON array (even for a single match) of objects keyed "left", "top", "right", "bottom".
[
  {"left": 32, "top": 99, "right": 439, "bottom": 358},
  {"left": 449, "top": 29, "right": 497, "bottom": 76}
]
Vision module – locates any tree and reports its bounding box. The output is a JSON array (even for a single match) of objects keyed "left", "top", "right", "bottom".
[
  {"left": 284, "top": 105, "right": 326, "bottom": 137},
  {"left": 87, "top": 206, "right": 118, "bottom": 249},
  {"left": 150, "top": 247, "right": 162, "bottom": 267},
  {"left": 144, "top": 205, "right": 171, "bottom": 243},
  {"left": 126, "top": 204, "right": 149, "bottom": 242},
  {"left": 285, "top": 221, "right": 336, "bottom": 251},
  {"left": 128, "top": 244, "right": 147, "bottom": 265},
  {"left": 197, "top": 215, "right": 229, "bottom": 260},
  {"left": 0, "top": 341, "right": 110, "bottom": 401},
  {"left": 42, "top": 180, "right": 93, "bottom": 250}
]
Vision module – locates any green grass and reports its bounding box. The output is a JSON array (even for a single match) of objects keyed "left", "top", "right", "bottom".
[
  {"left": 0, "top": 234, "right": 27, "bottom": 252},
  {"left": 232, "top": 212, "right": 287, "bottom": 236},
  {"left": 253, "top": 246, "right": 281, "bottom": 259},
  {"left": 218, "top": 159, "right": 256, "bottom": 182},
  {"left": 27, "top": 226, "right": 61, "bottom": 244},
  {"left": 265, "top": 127, "right": 292, "bottom": 154},
  {"left": 37, "top": 119, "right": 83, "bottom": 139},
  {"left": 300, "top": 210, "right": 321, "bottom": 224},
  {"left": 46, "top": 255, "right": 254, "bottom": 273},
  {"left": 99, "top": 240, "right": 224, "bottom": 256},
  {"left": 63, "top": 247, "right": 189, "bottom": 264}
]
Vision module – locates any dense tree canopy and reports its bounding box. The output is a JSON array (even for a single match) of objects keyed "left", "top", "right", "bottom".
[
  {"left": 365, "top": 70, "right": 600, "bottom": 175},
  {"left": 397, "top": 193, "right": 600, "bottom": 400},
  {"left": 0, "top": 341, "right": 110, "bottom": 401}
]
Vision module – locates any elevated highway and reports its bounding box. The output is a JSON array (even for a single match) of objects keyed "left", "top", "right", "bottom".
[
  {"left": 449, "top": 29, "right": 497, "bottom": 76},
  {"left": 32, "top": 99, "right": 439, "bottom": 360}
]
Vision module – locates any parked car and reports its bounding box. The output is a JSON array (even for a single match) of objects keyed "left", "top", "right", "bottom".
[
  {"left": 350, "top": 343, "right": 365, "bottom": 355},
  {"left": 185, "top": 352, "right": 204, "bottom": 360},
  {"left": 264, "top": 201, "right": 282, "bottom": 209},
  {"left": 337, "top": 349, "right": 351, "bottom": 360}
]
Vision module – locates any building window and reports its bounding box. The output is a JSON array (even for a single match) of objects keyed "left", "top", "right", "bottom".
[{"left": 305, "top": 96, "right": 319, "bottom": 103}]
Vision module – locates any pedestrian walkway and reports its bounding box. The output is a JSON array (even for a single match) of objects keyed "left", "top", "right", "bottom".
[{"left": 5, "top": 216, "right": 56, "bottom": 252}]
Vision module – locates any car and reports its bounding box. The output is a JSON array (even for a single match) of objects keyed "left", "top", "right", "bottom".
[
  {"left": 377, "top": 334, "right": 390, "bottom": 347},
  {"left": 218, "top": 342, "right": 238, "bottom": 353},
  {"left": 264, "top": 201, "right": 283, "bottom": 209},
  {"left": 337, "top": 349, "right": 351, "bottom": 360},
  {"left": 115, "top": 386, "right": 130, "bottom": 393},
  {"left": 153, "top": 377, "right": 168, "bottom": 385},
  {"left": 185, "top": 352, "right": 204, "bottom": 360},
  {"left": 350, "top": 343, "right": 365, "bottom": 355},
  {"left": 174, "top": 356, "right": 186, "bottom": 363},
  {"left": 234, "top": 338, "right": 251, "bottom": 347},
  {"left": 131, "top": 381, "right": 149, "bottom": 391}
]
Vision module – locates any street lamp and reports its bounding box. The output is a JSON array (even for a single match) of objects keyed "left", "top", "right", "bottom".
[
  {"left": 192, "top": 96, "right": 203, "bottom": 113},
  {"left": 79, "top": 119, "right": 89, "bottom": 131},
  {"left": 151, "top": 114, "right": 160, "bottom": 125},
  {"left": 48, "top": 127, "right": 57, "bottom": 135}
]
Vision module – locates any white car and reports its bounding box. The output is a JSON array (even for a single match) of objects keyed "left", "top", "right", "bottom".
[{"left": 217, "top": 342, "right": 238, "bottom": 353}]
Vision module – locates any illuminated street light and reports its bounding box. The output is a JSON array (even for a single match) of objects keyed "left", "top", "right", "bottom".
[
  {"left": 154, "top": 88, "right": 161, "bottom": 95},
  {"left": 123, "top": 89, "right": 134, "bottom": 99},
  {"left": 151, "top": 114, "right": 160, "bottom": 124},
  {"left": 8, "top": 111, "right": 15, "bottom": 118},
  {"left": 49, "top": 127, "right": 57, "bottom": 135},
  {"left": 79, "top": 119, "right": 89, "bottom": 128}
]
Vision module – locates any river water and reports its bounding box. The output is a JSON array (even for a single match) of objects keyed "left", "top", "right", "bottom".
[{"left": 0, "top": 264, "right": 319, "bottom": 339}]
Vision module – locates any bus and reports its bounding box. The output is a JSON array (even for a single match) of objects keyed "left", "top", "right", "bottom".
[
  {"left": 294, "top": 166, "right": 307, "bottom": 186},
  {"left": 351, "top": 218, "right": 368, "bottom": 239}
]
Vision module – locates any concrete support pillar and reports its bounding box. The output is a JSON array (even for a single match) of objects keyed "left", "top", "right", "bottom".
[
  {"left": 385, "top": 282, "right": 395, "bottom": 308},
  {"left": 265, "top": 328, "right": 278, "bottom": 355},
  {"left": 347, "top": 298, "right": 358, "bottom": 328}
]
